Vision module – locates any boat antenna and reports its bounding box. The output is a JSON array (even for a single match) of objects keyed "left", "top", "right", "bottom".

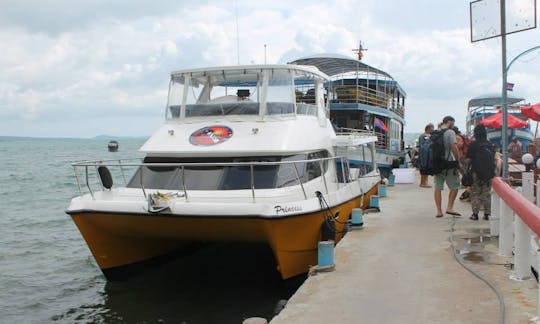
[
  {"left": 235, "top": 0, "right": 240, "bottom": 65},
  {"left": 352, "top": 40, "right": 368, "bottom": 60},
  {"left": 264, "top": 44, "right": 267, "bottom": 64}
]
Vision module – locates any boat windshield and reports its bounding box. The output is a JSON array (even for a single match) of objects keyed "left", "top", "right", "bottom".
[
  {"left": 167, "top": 68, "right": 301, "bottom": 119},
  {"left": 126, "top": 152, "right": 328, "bottom": 191}
]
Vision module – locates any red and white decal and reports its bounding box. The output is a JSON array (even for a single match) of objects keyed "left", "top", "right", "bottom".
[{"left": 189, "top": 125, "right": 233, "bottom": 146}]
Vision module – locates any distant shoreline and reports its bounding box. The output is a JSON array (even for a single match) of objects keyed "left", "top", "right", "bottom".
[{"left": 0, "top": 135, "right": 149, "bottom": 140}]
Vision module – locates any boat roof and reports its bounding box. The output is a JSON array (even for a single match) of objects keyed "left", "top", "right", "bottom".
[
  {"left": 170, "top": 64, "right": 329, "bottom": 80},
  {"left": 288, "top": 54, "right": 405, "bottom": 96},
  {"left": 288, "top": 54, "right": 394, "bottom": 80},
  {"left": 468, "top": 94, "right": 525, "bottom": 107}
]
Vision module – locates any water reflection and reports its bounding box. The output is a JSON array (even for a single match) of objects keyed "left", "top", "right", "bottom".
[{"left": 67, "top": 243, "right": 306, "bottom": 323}]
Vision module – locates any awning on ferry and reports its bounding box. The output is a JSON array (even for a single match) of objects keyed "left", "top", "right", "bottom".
[
  {"left": 467, "top": 94, "right": 525, "bottom": 107},
  {"left": 289, "top": 54, "right": 393, "bottom": 80},
  {"left": 289, "top": 54, "right": 406, "bottom": 97}
]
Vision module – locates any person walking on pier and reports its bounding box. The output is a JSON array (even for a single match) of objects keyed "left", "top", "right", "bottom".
[
  {"left": 466, "top": 124, "right": 495, "bottom": 220},
  {"left": 508, "top": 136, "right": 523, "bottom": 163},
  {"left": 418, "top": 123, "right": 434, "bottom": 187},
  {"left": 432, "top": 116, "right": 461, "bottom": 218}
]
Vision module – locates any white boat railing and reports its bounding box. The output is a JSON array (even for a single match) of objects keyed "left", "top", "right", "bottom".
[
  {"left": 72, "top": 156, "right": 379, "bottom": 202},
  {"left": 330, "top": 84, "right": 405, "bottom": 117},
  {"left": 491, "top": 173, "right": 540, "bottom": 321},
  {"left": 335, "top": 128, "right": 388, "bottom": 150}
]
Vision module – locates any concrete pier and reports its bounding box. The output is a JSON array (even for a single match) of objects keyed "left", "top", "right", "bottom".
[{"left": 272, "top": 173, "right": 537, "bottom": 323}]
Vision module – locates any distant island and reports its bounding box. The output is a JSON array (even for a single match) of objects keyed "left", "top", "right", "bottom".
[
  {"left": 0, "top": 135, "right": 149, "bottom": 140},
  {"left": 91, "top": 135, "right": 149, "bottom": 140}
]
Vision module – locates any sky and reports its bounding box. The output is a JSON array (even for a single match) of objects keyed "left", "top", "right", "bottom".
[{"left": 0, "top": 0, "right": 539, "bottom": 138}]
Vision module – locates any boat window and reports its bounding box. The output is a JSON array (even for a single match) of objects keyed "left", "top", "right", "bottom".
[
  {"left": 167, "top": 68, "right": 327, "bottom": 119},
  {"left": 294, "top": 75, "right": 318, "bottom": 117},
  {"left": 342, "top": 143, "right": 375, "bottom": 178},
  {"left": 358, "top": 144, "right": 375, "bottom": 175},
  {"left": 267, "top": 71, "right": 295, "bottom": 115},
  {"left": 167, "top": 79, "right": 184, "bottom": 119},
  {"left": 167, "top": 72, "right": 261, "bottom": 119},
  {"left": 126, "top": 152, "right": 328, "bottom": 191},
  {"left": 336, "top": 159, "right": 352, "bottom": 183}
]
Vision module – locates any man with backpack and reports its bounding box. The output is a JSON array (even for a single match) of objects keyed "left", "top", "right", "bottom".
[
  {"left": 466, "top": 124, "right": 495, "bottom": 220},
  {"left": 418, "top": 123, "right": 434, "bottom": 187},
  {"left": 432, "top": 116, "right": 461, "bottom": 218}
]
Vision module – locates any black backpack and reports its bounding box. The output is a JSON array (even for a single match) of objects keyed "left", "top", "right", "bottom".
[
  {"left": 472, "top": 141, "right": 495, "bottom": 182},
  {"left": 430, "top": 129, "right": 455, "bottom": 174},
  {"left": 418, "top": 135, "right": 433, "bottom": 174}
]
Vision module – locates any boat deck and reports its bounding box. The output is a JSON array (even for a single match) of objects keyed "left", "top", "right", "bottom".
[{"left": 271, "top": 172, "right": 537, "bottom": 323}]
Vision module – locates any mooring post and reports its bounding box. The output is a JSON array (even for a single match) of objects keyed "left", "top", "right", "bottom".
[
  {"left": 522, "top": 171, "right": 535, "bottom": 203},
  {"left": 490, "top": 194, "right": 500, "bottom": 237},
  {"left": 513, "top": 215, "right": 531, "bottom": 280},
  {"left": 499, "top": 197, "right": 513, "bottom": 257},
  {"left": 512, "top": 172, "right": 534, "bottom": 280},
  {"left": 537, "top": 251, "right": 540, "bottom": 321},
  {"left": 537, "top": 174, "right": 540, "bottom": 207}
]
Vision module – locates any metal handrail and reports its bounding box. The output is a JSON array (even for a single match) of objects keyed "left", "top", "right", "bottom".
[
  {"left": 72, "top": 155, "right": 376, "bottom": 202},
  {"left": 331, "top": 84, "right": 405, "bottom": 116},
  {"left": 335, "top": 127, "right": 377, "bottom": 136},
  {"left": 73, "top": 156, "right": 343, "bottom": 168},
  {"left": 491, "top": 173, "right": 540, "bottom": 320}
]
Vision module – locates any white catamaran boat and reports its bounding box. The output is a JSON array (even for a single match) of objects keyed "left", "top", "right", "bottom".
[
  {"left": 66, "top": 64, "right": 381, "bottom": 280},
  {"left": 289, "top": 54, "right": 407, "bottom": 176}
]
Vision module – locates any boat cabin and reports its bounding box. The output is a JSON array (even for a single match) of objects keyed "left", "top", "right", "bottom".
[{"left": 165, "top": 65, "right": 328, "bottom": 123}]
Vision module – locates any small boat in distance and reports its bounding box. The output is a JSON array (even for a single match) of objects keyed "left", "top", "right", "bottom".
[
  {"left": 66, "top": 64, "right": 381, "bottom": 280},
  {"left": 108, "top": 140, "right": 119, "bottom": 152},
  {"left": 466, "top": 94, "right": 533, "bottom": 148}
]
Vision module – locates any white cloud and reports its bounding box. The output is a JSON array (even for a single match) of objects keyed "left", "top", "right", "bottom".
[{"left": 0, "top": 0, "right": 539, "bottom": 137}]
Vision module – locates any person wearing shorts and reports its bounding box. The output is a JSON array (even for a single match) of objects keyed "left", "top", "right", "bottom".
[{"left": 434, "top": 116, "right": 461, "bottom": 218}]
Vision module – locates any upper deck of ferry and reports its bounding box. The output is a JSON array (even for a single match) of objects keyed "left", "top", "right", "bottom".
[
  {"left": 466, "top": 94, "right": 531, "bottom": 135},
  {"left": 289, "top": 54, "right": 406, "bottom": 122},
  {"left": 289, "top": 54, "right": 406, "bottom": 154}
]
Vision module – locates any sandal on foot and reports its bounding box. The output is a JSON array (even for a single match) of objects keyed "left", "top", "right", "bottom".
[
  {"left": 483, "top": 214, "right": 490, "bottom": 220},
  {"left": 446, "top": 211, "right": 461, "bottom": 217},
  {"left": 470, "top": 214, "right": 479, "bottom": 221},
  {"left": 436, "top": 214, "right": 443, "bottom": 218},
  {"left": 459, "top": 192, "right": 470, "bottom": 200}
]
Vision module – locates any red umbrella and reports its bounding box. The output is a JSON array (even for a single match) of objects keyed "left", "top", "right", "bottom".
[
  {"left": 521, "top": 103, "right": 540, "bottom": 121},
  {"left": 478, "top": 110, "right": 528, "bottom": 129}
]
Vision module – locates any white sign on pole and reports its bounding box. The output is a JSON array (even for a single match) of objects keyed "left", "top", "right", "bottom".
[{"left": 470, "top": 0, "right": 537, "bottom": 42}]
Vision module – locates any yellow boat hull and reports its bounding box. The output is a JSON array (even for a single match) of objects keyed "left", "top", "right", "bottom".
[{"left": 69, "top": 186, "right": 378, "bottom": 279}]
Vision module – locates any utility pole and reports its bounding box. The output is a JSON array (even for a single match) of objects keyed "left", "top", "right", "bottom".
[
  {"left": 500, "top": 0, "right": 509, "bottom": 178},
  {"left": 470, "top": 0, "right": 537, "bottom": 178}
]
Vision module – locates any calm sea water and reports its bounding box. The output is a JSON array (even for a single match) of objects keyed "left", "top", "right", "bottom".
[{"left": 0, "top": 137, "right": 303, "bottom": 323}]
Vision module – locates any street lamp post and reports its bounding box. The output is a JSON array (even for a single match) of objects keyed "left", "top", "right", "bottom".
[
  {"left": 502, "top": 44, "right": 540, "bottom": 177},
  {"left": 470, "top": 0, "right": 537, "bottom": 178}
]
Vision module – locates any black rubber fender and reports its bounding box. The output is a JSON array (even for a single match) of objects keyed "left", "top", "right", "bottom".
[{"left": 98, "top": 165, "right": 113, "bottom": 189}]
